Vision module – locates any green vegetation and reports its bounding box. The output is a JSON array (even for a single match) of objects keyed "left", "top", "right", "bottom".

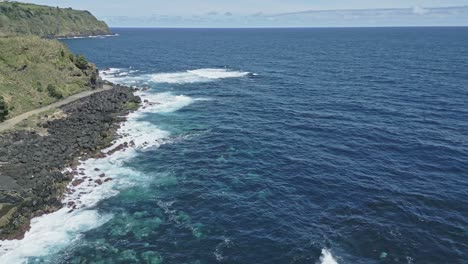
[
  {"left": 0, "top": 96, "right": 8, "bottom": 121},
  {"left": 74, "top": 55, "right": 89, "bottom": 70},
  {"left": 0, "top": 2, "right": 109, "bottom": 120},
  {"left": 125, "top": 101, "right": 141, "bottom": 111},
  {"left": 47, "top": 84, "right": 63, "bottom": 99},
  {"left": 0, "top": 1, "right": 111, "bottom": 38},
  {"left": 0, "top": 36, "right": 99, "bottom": 118}
]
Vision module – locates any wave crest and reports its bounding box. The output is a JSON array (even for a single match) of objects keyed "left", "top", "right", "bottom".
[
  {"left": 0, "top": 91, "right": 195, "bottom": 263},
  {"left": 101, "top": 68, "right": 251, "bottom": 85},
  {"left": 152, "top": 68, "right": 250, "bottom": 84},
  {"left": 318, "top": 249, "right": 338, "bottom": 264}
]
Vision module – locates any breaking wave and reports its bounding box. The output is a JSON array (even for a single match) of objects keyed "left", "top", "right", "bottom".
[
  {"left": 318, "top": 249, "right": 338, "bottom": 264},
  {"left": 0, "top": 66, "right": 250, "bottom": 262},
  {"left": 151, "top": 68, "right": 251, "bottom": 84},
  {"left": 101, "top": 68, "right": 252, "bottom": 85},
  {"left": 100, "top": 68, "right": 143, "bottom": 85},
  {"left": 0, "top": 90, "right": 194, "bottom": 263},
  {"left": 57, "top": 34, "right": 119, "bottom": 40}
]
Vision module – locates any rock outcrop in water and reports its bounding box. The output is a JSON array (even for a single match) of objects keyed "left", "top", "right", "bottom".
[{"left": 0, "top": 85, "right": 141, "bottom": 240}]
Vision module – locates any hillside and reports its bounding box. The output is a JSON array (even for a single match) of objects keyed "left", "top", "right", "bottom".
[
  {"left": 0, "top": 1, "right": 111, "bottom": 38},
  {"left": 0, "top": 36, "right": 99, "bottom": 119}
]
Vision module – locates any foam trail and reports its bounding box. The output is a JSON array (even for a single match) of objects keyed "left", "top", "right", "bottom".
[
  {"left": 57, "top": 34, "right": 119, "bottom": 40},
  {"left": 0, "top": 90, "right": 195, "bottom": 263},
  {"left": 319, "top": 249, "right": 338, "bottom": 264},
  {"left": 100, "top": 68, "right": 251, "bottom": 85},
  {"left": 100, "top": 68, "right": 144, "bottom": 85},
  {"left": 188, "top": 69, "right": 250, "bottom": 79},
  {"left": 152, "top": 68, "right": 250, "bottom": 84},
  {"left": 137, "top": 91, "right": 194, "bottom": 113}
]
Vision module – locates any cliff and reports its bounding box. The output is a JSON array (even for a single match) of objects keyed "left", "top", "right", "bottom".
[{"left": 0, "top": 1, "right": 111, "bottom": 38}]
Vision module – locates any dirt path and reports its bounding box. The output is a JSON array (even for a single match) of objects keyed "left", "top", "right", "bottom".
[{"left": 0, "top": 85, "right": 113, "bottom": 133}]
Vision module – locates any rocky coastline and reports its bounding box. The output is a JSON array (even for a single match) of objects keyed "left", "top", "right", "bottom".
[{"left": 0, "top": 84, "right": 141, "bottom": 240}]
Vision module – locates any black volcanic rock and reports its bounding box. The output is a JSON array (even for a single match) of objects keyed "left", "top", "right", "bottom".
[{"left": 0, "top": 85, "right": 140, "bottom": 239}]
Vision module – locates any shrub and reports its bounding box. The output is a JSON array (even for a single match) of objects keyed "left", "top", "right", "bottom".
[
  {"left": 0, "top": 96, "right": 9, "bottom": 122},
  {"left": 35, "top": 81, "right": 43, "bottom": 92},
  {"left": 47, "top": 84, "right": 63, "bottom": 99},
  {"left": 74, "top": 54, "right": 88, "bottom": 70}
]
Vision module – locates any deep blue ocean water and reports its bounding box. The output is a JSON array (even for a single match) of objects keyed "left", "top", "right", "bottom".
[{"left": 22, "top": 28, "right": 468, "bottom": 263}]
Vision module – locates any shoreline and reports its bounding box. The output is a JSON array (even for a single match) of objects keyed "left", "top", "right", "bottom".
[
  {"left": 0, "top": 84, "right": 115, "bottom": 133},
  {"left": 55, "top": 34, "right": 119, "bottom": 40},
  {"left": 0, "top": 83, "right": 141, "bottom": 241}
]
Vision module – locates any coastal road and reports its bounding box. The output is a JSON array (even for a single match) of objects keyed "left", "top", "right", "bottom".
[{"left": 0, "top": 84, "right": 114, "bottom": 133}]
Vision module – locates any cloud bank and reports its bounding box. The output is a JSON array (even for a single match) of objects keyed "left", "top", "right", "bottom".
[{"left": 102, "top": 6, "right": 468, "bottom": 27}]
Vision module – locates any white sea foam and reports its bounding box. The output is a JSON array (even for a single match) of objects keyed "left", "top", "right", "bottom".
[
  {"left": 0, "top": 90, "right": 194, "bottom": 263},
  {"left": 101, "top": 68, "right": 251, "bottom": 85},
  {"left": 139, "top": 91, "right": 194, "bottom": 113},
  {"left": 100, "top": 67, "right": 125, "bottom": 82},
  {"left": 0, "top": 209, "right": 111, "bottom": 262},
  {"left": 151, "top": 68, "right": 250, "bottom": 84},
  {"left": 57, "top": 34, "right": 119, "bottom": 40},
  {"left": 0, "top": 65, "right": 250, "bottom": 262},
  {"left": 102, "top": 91, "right": 193, "bottom": 152},
  {"left": 188, "top": 68, "right": 250, "bottom": 79},
  {"left": 318, "top": 249, "right": 338, "bottom": 264},
  {"left": 100, "top": 68, "right": 144, "bottom": 85}
]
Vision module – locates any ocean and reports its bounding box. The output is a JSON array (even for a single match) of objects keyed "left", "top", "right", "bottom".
[{"left": 2, "top": 28, "right": 468, "bottom": 263}]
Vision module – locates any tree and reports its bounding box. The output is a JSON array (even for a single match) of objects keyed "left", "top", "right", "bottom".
[
  {"left": 74, "top": 54, "right": 88, "bottom": 70},
  {"left": 0, "top": 96, "right": 9, "bottom": 122}
]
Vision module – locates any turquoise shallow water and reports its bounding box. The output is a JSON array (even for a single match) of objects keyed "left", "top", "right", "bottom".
[{"left": 7, "top": 28, "right": 468, "bottom": 264}]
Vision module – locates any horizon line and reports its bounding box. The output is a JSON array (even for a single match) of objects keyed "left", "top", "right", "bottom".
[{"left": 108, "top": 25, "right": 468, "bottom": 29}]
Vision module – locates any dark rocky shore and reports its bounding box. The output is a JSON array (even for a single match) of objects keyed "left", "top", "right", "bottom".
[{"left": 0, "top": 85, "right": 141, "bottom": 240}]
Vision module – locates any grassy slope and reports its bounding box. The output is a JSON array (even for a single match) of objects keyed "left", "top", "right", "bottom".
[
  {"left": 0, "top": 1, "right": 111, "bottom": 37},
  {"left": 0, "top": 36, "right": 98, "bottom": 117}
]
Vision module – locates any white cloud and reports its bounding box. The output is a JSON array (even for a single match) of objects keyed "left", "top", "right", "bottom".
[{"left": 413, "top": 6, "right": 429, "bottom": 15}]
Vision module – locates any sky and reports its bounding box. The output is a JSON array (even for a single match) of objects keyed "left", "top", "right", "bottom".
[{"left": 16, "top": 0, "right": 468, "bottom": 27}]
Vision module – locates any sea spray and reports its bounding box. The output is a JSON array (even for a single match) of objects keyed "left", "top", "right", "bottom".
[{"left": 318, "top": 249, "right": 338, "bottom": 264}]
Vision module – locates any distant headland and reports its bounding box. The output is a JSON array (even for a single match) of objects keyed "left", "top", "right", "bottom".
[{"left": 0, "top": 1, "right": 111, "bottom": 38}]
